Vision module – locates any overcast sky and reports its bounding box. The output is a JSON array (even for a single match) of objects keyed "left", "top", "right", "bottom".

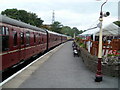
[{"left": 0, "top": 0, "right": 119, "bottom": 30}]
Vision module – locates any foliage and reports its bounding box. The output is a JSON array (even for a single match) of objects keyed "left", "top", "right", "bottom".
[
  {"left": 75, "top": 37, "right": 80, "bottom": 42},
  {"left": 107, "top": 50, "right": 120, "bottom": 56},
  {"left": 103, "top": 55, "right": 119, "bottom": 65},
  {"left": 61, "top": 26, "right": 84, "bottom": 37},
  {"left": 41, "top": 24, "right": 51, "bottom": 30},
  {"left": 50, "top": 21, "right": 83, "bottom": 37},
  {"left": 1, "top": 8, "right": 43, "bottom": 27},
  {"left": 75, "top": 38, "right": 85, "bottom": 48},
  {"left": 79, "top": 43, "right": 85, "bottom": 48},
  {"left": 1, "top": 8, "right": 85, "bottom": 37},
  {"left": 61, "top": 26, "right": 73, "bottom": 36},
  {"left": 50, "top": 21, "right": 63, "bottom": 33},
  {"left": 113, "top": 21, "right": 120, "bottom": 27},
  {"left": 103, "top": 50, "right": 120, "bottom": 65}
]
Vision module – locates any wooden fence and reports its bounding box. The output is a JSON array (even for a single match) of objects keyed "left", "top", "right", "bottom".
[{"left": 79, "top": 39, "right": 120, "bottom": 56}]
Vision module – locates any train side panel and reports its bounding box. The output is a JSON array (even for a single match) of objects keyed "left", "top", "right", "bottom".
[
  {"left": 47, "top": 30, "right": 62, "bottom": 50},
  {"left": 0, "top": 22, "right": 47, "bottom": 71},
  {"left": 0, "top": 15, "right": 68, "bottom": 72}
]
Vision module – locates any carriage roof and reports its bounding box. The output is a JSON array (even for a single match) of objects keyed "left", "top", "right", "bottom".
[{"left": 0, "top": 14, "right": 46, "bottom": 33}]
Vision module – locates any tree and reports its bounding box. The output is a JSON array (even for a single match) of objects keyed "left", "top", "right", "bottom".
[
  {"left": 61, "top": 26, "right": 84, "bottom": 37},
  {"left": 72, "top": 27, "right": 79, "bottom": 36},
  {"left": 1, "top": 8, "right": 43, "bottom": 27},
  {"left": 40, "top": 24, "right": 51, "bottom": 30},
  {"left": 1, "top": 9, "right": 19, "bottom": 20},
  {"left": 114, "top": 21, "right": 120, "bottom": 27},
  {"left": 17, "top": 10, "right": 29, "bottom": 23},
  {"left": 72, "top": 27, "right": 84, "bottom": 37},
  {"left": 79, "top": 30, "right": 84, "bottom": 34},
  {"left": 50, "top": 21, "right": 63, "bottom": 33},
  {"left": 61, "top": 26, "right": 72, "bottom": 36}
]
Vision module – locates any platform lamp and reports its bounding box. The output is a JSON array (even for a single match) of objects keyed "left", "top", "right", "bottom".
[{"left": 95, "top": 0, "right": 110, "bottom": 82}]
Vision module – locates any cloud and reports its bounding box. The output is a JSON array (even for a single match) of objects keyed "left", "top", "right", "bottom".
[
  {"left": 0, "top": 0, "right": 118, "bottom": 31},
  {"left": 55, "top": 10, "right": 99, "bottom": 29},
  {"left": 5, "top": 0, "right": 118, "bottom": 3}
]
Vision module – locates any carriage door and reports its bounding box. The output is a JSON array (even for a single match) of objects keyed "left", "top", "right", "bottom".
[{"left": 19, "top": 31, "right": 25, "bottom": 61}]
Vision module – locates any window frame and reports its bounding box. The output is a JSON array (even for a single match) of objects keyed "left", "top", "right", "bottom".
[
  {"left": 20, "top": 32, "right": 24, "bottom": 45},
  {"left": 1, "top": 26, "right": 9, "bottom": 52},
  {"left": 38, "top": 33, "right": 41, "bottom": 44},
  {"left": 26, "top": 31, "right": 30, "bottom": 46},
  {"left": 0, "top": 26, "right": 9, "bottom": 35},
  {"left": 34, "top": 34, "right": 36, "bottom": 43},
  {"left": 13, "top": 30, "right": 18, "bottom": 46}
]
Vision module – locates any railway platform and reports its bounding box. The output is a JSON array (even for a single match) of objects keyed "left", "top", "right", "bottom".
[{"left": 2, "top": 41, "right": 118, "bottom": 88}]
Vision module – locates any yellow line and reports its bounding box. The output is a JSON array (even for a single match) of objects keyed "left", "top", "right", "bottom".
[{"left": 0, "top": 43, "right": 47, "bottom": 56}]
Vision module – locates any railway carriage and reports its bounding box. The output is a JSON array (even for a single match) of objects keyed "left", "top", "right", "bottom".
[
  {"left": 46, "top": 30, "right": 62, "bottom": 49},
  {"left": 61, "top": 34, "right": 68, "bottom": 43},
  {"left": 0, "top": 14, "right": 68, "bottom": 72},
  {"left": 0, "top": 15, "right": 47, "bottom": 72}
]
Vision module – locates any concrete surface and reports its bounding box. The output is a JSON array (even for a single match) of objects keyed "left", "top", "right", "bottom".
[
  {"left": 19, "top": 41, "right": 118, "bottom": 88},
  {"left": 2, "top": 41, "right": 119, "bottom": 88}
]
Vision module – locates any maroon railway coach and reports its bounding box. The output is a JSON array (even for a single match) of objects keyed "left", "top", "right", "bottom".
[
  {"left": 0, "top": 15, "right": 47, "bottom": 72},
  {"left": 46, "top": 30, "right": 62, "bottom": 49},
  {"left": 61, "top": 34, "right": 67, "bottom": 43},
  {"left": 0, "top": 15, "right": 68, "bottom": 72}
]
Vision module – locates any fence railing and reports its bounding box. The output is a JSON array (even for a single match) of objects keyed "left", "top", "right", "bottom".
[{"left": 78, "top": 39, "right": 120, "bottom": 56}]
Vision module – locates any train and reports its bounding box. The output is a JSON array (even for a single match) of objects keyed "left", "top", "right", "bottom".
[{"left": 0, "top": 14, "right": 69, "bottom": 72}]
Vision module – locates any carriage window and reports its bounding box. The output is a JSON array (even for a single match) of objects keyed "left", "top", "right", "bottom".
[
  {"left": 2, "top": 36, "right": 9, "bottom": 51},
  {"left": 42, "top": 37, "right": 44, "bottom": 44},
  {"left": 0, "top": 27, "right": 2, "bottom": 34},
  {"left": 1, "top": 27, "right": 9, "bottom": 51},
  {"left": 55, "top": 38, "right": 57, "bottom": 41},
  {"left": 13, "top": 31, "right": 17, "bottom": 46},
  {"left": 2, "top": 27, "right": 5, "bottom": 35},
  {"left": 0, "top": 27, "right": 9, "bottom": 35},
  {"left": 20, "top": 32, "right": 24, "bottom": 45},
  {"left": 38, "top": 34, "right": 40, "bottom": 44},
  {"left": 34, "top": 34, "right": 36, "bottom": 43},
  {"left": 26, "top": 32, "right": 30, "bottom": 45},
  {"left": 6, "top": 27, "right": 9, "bottom": 35}
]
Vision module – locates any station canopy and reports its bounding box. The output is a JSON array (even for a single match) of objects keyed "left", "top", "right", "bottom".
[
  {"left": 95, "top": 22, "right": 119, "bottom": 36},
  {"left": 79, "top": 21, "right": 119, "bottom": 36}
]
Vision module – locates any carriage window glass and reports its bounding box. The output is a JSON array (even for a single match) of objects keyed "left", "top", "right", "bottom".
[
  {"left": 2, "top": 27, "right": 5, "bottom": 35},
  {"left": 42, "top": 37, "right": 44, "bottom": 43},
  {"left": 43, "top": 35, "right": 45, "bottom": 43},
  {"left": 1, "top": 27, "right": 9, "bottom": 35},
  {"left": 39, "top": 34, "right": 40, "bottom": 44},
  {"left": 34, "top": 34, "right": 36, "bottom": 43},
  {"left": 6, "top": 27, "right": 9, "bottom": 35},
  {"left": 2, "top": 35, "right": 9, "bottom": 52},
  {"left": 0, "top": 27, "right": 2, "bottom": 34},
  {"left": 20, "top": 32, "right": 24, "bottom": 45},
  {"left": 1, "top": 27, "right": 9, "bottom": 51},
  {"left": 55, "top": 38, "right": 57, "bottom": 41},
  {"left": 26, "top": 32, "right": 30, "bottom": 45},
  {"left": 13, "top": 31, "right": 17, "bottom": 46}
]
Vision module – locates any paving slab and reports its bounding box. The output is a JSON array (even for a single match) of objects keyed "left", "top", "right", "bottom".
[
  {"left": 18, "top": 41, "right": 118, "bottom": 88},
  {"left": 2, "top": 41, "right": 119, "bottom": 89}
]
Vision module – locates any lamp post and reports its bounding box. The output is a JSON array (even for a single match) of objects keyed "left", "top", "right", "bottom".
[{"left": 95, "top": 0, "right": 110, "bottom": 82}]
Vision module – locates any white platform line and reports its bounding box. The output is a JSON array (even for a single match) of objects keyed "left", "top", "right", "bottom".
[{"left": 0, "top": 43, "right": 64, "bottom": 87}]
